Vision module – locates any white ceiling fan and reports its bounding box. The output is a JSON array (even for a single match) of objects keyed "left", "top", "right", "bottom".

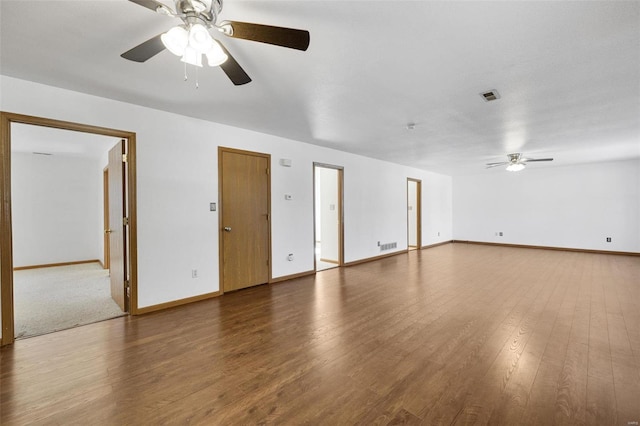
[{"left": 486, "top": 153, "right": 554, "bottom": 171}]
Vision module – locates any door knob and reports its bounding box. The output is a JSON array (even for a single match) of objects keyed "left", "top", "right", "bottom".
[
  {"left": 105, "top": 229, "right": 113, "bottom": 234},
  {"left": 224, "top": 227, "right": 232, "bottom": 232}
]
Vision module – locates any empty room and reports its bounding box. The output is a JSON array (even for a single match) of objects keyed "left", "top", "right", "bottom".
[{"left": 1, "top": 1, "right": 638, "bottom": 425}]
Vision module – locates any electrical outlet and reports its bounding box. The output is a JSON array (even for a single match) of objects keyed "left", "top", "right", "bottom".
[
  {"left": 191, "top": 269, "right": 198, "bottom": 278},
  {"left": 287, "top": 253, "right": 294, "bottom": 261},
  {"left": 499, "top": 232, "right": 503, "bottom": 236},
  {"left": 606, "top": 237, "right": 612, "bottom": 242}
]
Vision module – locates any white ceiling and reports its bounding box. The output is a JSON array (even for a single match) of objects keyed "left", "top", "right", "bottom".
[{"left": 1, "top": 1, "right": 639, "bottom": 175}]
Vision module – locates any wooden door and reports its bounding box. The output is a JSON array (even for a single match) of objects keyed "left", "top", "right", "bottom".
[
  {"left": 108, "top": 140, "right": 127, "bottom": 311},
  {"left": 220, "top": 148, "right": 270, "bottom": 292},
  {"left": 103, "top": 168, "right": 110, "bottom": 270}
]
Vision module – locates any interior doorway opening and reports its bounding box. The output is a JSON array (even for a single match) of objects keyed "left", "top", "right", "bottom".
[
  {"left": 1, "top": 112, "right": 138, "bottom": 346},
  {"left": 407, "top": 178, "right": 421, "bottom": 250},
  {"left": 314, "top": 164, "right": 344, "bottom": 271}
]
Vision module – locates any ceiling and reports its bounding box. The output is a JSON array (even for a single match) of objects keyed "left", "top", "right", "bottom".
[{"left": 1, "top": 1, "right": 639, "bottom": 175}]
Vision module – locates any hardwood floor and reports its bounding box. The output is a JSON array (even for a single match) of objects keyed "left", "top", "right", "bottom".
[{"left": 1, "top": 244, "right": 639, "bottom": 425}]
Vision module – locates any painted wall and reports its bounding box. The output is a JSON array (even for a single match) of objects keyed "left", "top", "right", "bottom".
[
  {"left": 11, "top": 152, "right": 103, "bottom": 267},
  {"left": 453, "top": 159, "right": 640, "bottom": 253},
  {"left": 1, "top": 76, "right": 454, "bottom": 310}
]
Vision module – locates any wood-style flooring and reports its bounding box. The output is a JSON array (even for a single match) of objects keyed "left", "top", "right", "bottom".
[{"left": 1, "top": 243, "right": 639, "bottom": 425}]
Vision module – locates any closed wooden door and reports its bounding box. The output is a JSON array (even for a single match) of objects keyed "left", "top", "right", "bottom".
[
  {"left": 108, "top": 140, "right": 127, "bottom": 311},
  {"left": 219, "top": 148, "right": 270, "bottom": 292}
]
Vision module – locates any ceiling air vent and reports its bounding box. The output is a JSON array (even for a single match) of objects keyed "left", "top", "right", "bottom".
[{"left": 480, "top": 90, "right": 500, "bottom": 102}]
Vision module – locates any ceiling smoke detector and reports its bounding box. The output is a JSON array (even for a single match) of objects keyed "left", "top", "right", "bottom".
[{"left": 480, "top": 90, "right": 500, "bottom": 102}]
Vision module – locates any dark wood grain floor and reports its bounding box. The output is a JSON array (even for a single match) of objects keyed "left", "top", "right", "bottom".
[{"left": 1, "top": 244, "right": 639, "bottom": 425}]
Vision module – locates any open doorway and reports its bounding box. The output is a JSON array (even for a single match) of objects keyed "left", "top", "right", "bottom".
[
  {"left": 313, "top": 164, "right": 344, "bottom": 271},
  {"left": 1, "top": 113, "right": 138, "bottom": 346},
  {"left": 10, "top": 125, "right": 124, "bottom": 338},
  {"left": 407, "top": 178, "right": 421, "bottom": 250}
]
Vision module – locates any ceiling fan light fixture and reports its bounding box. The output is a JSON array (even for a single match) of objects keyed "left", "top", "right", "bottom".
[
  {"left": 205, "top": 40, "right": 228, "bottom": 66},
  {"left": 181, "top": 45, "right": 203, "bottom": 67},
  {"left": 189, "top": 23, "right": 214, "bottom": 52},
  {"left": 506, "top": 163, "right": 525, "bottom": 172},
  {"left": 161, "top": 26, "right": 189, "bottom": 56}
]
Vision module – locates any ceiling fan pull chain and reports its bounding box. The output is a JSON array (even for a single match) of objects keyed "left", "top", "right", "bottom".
[
  {"left": 195, "top": 66, "right": 199, "bottom": 89},
  {"left": 184, "top": 62, "right": 188, "bottom": 82}
]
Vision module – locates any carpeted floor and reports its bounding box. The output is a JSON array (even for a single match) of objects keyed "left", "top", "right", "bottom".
[{"left": 13, "top": 262, "right": 126, "bottom": 339}]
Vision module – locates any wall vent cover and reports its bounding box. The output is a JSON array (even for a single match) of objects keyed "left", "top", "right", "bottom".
[
  {"left": 380, "top": 242, "right": 397, "bottom": 251},
  {"left": 481, "top": 90, "right": 500, "bottom": 102}
]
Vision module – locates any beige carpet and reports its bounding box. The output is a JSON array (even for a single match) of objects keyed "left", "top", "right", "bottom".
[{"left": 13, "top": 262, "right": 125, "bottom": 339}]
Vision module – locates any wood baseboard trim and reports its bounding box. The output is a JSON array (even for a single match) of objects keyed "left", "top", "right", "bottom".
[
  {"left": 421, "top": 240, "right": 454, "bottom": 250},
  {"left": 319, "top": 258, "right": 339, "bottom": 264},
  {"left": 344, "top": 249, "right": 408, "bottom": 267},
  {"left": 270, "top": 270, "right": 316, "bottom": 284},
  {"left": 136, "top": 291, "right": 221, "bottom": 315},
  {"left": 452, "top": 240, "right": 640, "bottom": 257},
  {"left": 13, "top": 259, "right": 101, "bottom": 271}
]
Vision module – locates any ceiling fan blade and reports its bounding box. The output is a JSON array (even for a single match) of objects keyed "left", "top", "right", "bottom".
[
  {"left": 218, "top": 43, "right": 252, "bottom": 86},
  {"left": 486, "top": 163, "right": 508, "bottom": 169},
  {"left": 221, "top": 21, "right": 310, "bottom": 51},
  {"left": 121, "top": 34, "right": 166, "bottom": 62},
  {"left": 523, "top": 158, "right": 554, "bottom": 162},
  {"left": 128, "top": 0, "right": 166, "bottom": 13}
]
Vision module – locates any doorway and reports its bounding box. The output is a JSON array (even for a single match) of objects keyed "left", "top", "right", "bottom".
[
  {"left": 313, "top": 164, "right": 344, "bottom": 271},
  {"left": 1, "top": 112, "right": 138, "bottom": 346},
  {"left": 407, "top": 178, "right": 421, "bottom": 250},
  {"left": 218, "top": 147, "right": 271, "bottom": 292}
]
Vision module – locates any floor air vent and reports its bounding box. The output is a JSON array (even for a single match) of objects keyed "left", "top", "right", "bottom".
[{"left": 380, "top": 242, "right": 397, "bottom": 251}]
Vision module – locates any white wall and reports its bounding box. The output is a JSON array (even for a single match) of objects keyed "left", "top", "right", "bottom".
[
  {"left": 453, "top": 160, "right": 640, "bottom": 252},
  {"left": 421, "top": 171, "right": 454, "bottom": 246},
  {"left": 1, "top": 76, "right": 454, "bottom": 309},
  {"left": 11, "top": 152, "right": 103, "bottom": 267}
]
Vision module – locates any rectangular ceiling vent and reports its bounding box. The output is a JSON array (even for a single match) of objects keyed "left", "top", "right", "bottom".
[{"left": 481, "top": 90, "right": 500, "bottom": 102}]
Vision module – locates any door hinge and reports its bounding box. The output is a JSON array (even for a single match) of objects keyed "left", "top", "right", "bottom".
[
  {"left": 266, "top": 168, "right": 270, "bottom": 175},
  {"left": 122, "top": 153, "right": 128, "bottom": 163},
  {"left": 123, "top": 217, "right": 129, "bottom": 226},
  {"left": 125, "top": 280, "right": 130, "bottom": 297}
]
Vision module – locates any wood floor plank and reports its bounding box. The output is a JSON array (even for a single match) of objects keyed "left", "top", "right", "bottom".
[
  {"left": 518, "top": 254, "right": 581, "bottom": 425},
  {"left": 2, "top": 244, "right": 638, "bottom": 425}
]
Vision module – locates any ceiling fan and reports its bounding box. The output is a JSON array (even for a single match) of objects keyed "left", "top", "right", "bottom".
[
  {"left": 121, "top": 0, "right": 310, "bottom": 86},
  {"left": 486, "top": 153, "right": 554, "bottom": 171}
]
